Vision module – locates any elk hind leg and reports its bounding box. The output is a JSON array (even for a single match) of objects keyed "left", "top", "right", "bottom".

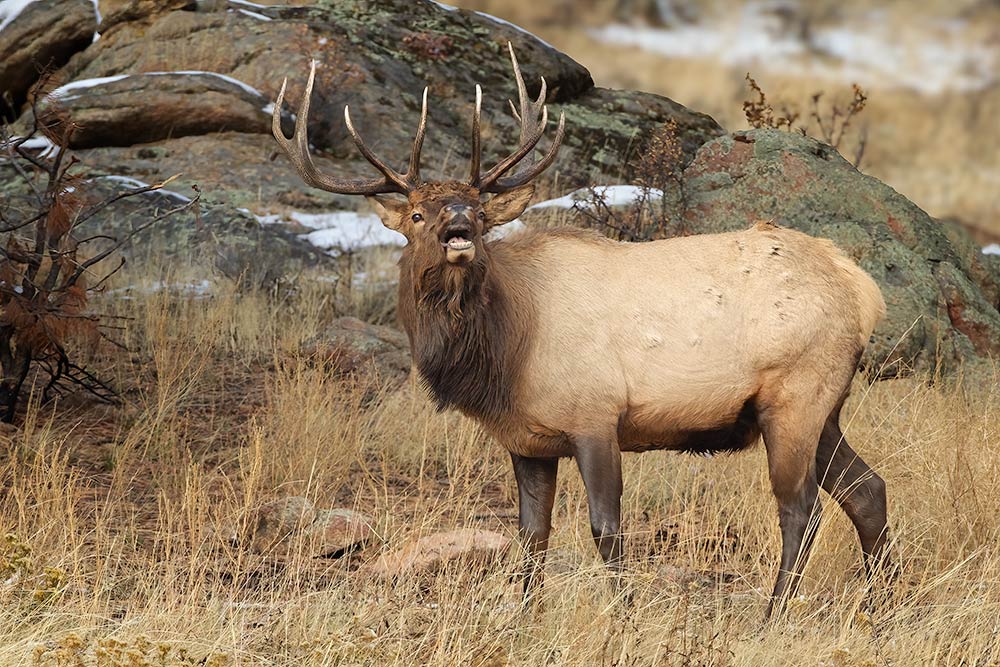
[
  {"left": 759, "top": 406, "right": 824, "bottom": 618},
  {"left": 816, "top": 409, "right": 890, "bottom": 578}
]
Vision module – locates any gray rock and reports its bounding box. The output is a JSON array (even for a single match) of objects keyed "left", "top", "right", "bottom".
[
  {"left": 0, "top": 0, "right": 96, "bottom": 119},
  {"left": 302, "top": 317, "right": 412, "bottom": 391},
  {"left": 246, "top": 496, "right": 316, "bottom": 554},
  {"left": 43, "top": 71, "right": 281, "bottom": 148},
  {"left": 302, "top": 509, "right": 375, "bottom": 558}
]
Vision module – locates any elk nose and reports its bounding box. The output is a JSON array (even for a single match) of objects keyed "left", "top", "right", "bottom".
[{"left": 443, "top": 203, "right": 473, "bottom": 222}]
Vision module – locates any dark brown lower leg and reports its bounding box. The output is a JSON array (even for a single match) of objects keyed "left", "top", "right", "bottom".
[
  {"left": 816, "top": 412, "right": 890, "bottom": 577},
  {"left": 573, "top": 436, "right": 624, "bottom": 572},
  {"left": 511, "top": 453, "right": 559, "bottom": 597}
]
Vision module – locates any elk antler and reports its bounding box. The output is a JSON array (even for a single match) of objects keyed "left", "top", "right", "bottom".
[
  {"left": 470, "top": 43, "right": 566, "bottom": 194},
  {"left": 271, "top": 60, "right": 427, "bottom": 195}
]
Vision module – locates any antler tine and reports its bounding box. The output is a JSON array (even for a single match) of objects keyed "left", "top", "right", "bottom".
[
  {"left": 473, "top": 43, "right": 564, "bottom": 193},
  {"left": 468, "top": 84, "right": 482, "bottom": 186},
  {"left": 489, "top": 110, "right": 565, "bottom": 192},
  {"left": 272, "top": 61, "right": 408, "bottom": 195},
  {"left": 343, "top": 106, "right": 413, "bottom": 192},
  {"left": 407, "top": 87, "right": 429, "bottom": 184}
]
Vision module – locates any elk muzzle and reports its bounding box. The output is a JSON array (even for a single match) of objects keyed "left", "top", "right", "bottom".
[{"left": 441, "top": 204, "right": 477, "bottom": 264}]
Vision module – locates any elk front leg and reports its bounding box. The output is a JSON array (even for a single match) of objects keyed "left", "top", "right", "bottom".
[
  {"left": 511, "top": 453, "right": 559, "bottom": 597},
  {"left": 573, "top": 434, "right": 624, "bottom": 572}
]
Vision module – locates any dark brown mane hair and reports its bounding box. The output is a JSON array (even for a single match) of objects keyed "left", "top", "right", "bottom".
[{"left": 397, "top": 236, "right": 539, "bottom": 428}]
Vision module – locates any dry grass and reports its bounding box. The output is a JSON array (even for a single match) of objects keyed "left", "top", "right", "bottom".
[{"left": 0, "top": 254, "right": 997, "bottom": 666}]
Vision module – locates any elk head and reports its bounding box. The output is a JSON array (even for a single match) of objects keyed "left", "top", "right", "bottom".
[{"left": 271, "top": 44, "right": 565, "bottom": 271}]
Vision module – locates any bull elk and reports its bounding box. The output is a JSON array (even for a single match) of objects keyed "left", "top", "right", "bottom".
[{"left": 272, "top": 45, "right": 891, "bottom": 616}]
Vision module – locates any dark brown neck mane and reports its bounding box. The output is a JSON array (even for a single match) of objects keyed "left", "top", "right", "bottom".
[{"left": 397, "top": 242, "right": 534, "bottom": 428}]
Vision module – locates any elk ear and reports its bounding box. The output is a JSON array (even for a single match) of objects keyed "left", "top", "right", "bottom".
[
  {"left": 367, "top": 195, "right": 411, "bottom": 235},
  {"left": 482, "top": 184, "right": 535, "bottom": 228}
]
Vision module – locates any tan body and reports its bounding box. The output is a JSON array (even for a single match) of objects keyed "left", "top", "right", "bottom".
[
  {"left": 272, "top": 46, "right": 892, "bottom": 616},
  {"left": 491, "top": 223, "right": 883, "bottom": 459}
]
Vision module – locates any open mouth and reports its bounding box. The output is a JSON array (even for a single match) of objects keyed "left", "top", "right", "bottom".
[{"left": 441, "top": 225, "right": 474, "bottom": 251}]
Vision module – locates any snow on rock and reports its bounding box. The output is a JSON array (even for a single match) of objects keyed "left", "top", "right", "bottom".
[
  {"left": 227, "top": 0, "right": 275, "bottom": 7},
  {"left": 983, "top": 243, "right": 1000, "bottom": 256},
  {"left": 48, "top": 75, "right": 129, "bottom": 99},
  {"left": 528, "top": 185, "right": 663, "bottom": 211},
  {"left": 427, "top": 0, "right": 556, "bottom": 50},
  {"left": 233, "top": 8, "right": 271, "bottom": 21},
  {"left": 591, "top": 4, "right": 996, "bottom": 95},
  {"left": 48, "top": 71, "right": 265, "bottom": 101},
  {"left": 96, "top": 175, "right": 193, "bottom": 203},
  {"left": 89, "top": 0, "right": 100, "bottom": 41},
  {"left": 289, "top": 211, "right": 406, "bottom": 255},
  {"left": 0, "top": 0, "right": 39, "bottom": 33},
  {"left": 1, "top": 135, "right": 59, "bottom": 158},
  {"left": 106, "top": 280, "right": 213, "bottom": 299}
]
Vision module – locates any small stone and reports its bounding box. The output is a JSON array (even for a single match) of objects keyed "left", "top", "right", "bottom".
[
  {"left": 302, "top": 509, "right": 375, "bottom": 558},
  {"left": 367, "top": 529, "right": 512, "bottom": 578},
  {"left": 246, "top": 496, "right": 316, "bottom": 554}
]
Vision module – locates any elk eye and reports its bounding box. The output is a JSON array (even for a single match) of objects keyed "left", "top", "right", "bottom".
[
  {"left": 411, "top": 213, "right": 423, "bottom": 223},
  {"left": 477, "top": 211, "right": 486, "bottom": 221}
]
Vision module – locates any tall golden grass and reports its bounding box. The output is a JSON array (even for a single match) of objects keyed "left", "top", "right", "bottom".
[{"left": 0, "top": 258, "right": 998, "bottom": 665}]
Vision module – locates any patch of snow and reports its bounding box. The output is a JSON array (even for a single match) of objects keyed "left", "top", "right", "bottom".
[
  {"left": 144, "top": 71, "right": 264, "bottom": 97},
  {"left": 89, "top": 0, "right": 100, "bottom": 41},
  {"left": 48, "top": 74, "right": 128, "bottom": 99},
  {"left": 427, "top": 0, "right": 556, "bottom": 50},
  {"left": 527, "top": 185, "right": 663, "bottom": 211},
  {"left": 106, "top": 280, "right": 212, "bottom": 299},
  {"left": 983, "top": 244, "right": 1000, "bottom": 256},
  {"left": 49, "top": 71, "right": 264, "bottom": 102},
  {"left": 1, "top": 135, "right": 60, "bottom": 158},
  {"left": 289, "top": 211, "right": 406, "bottom": 255},
  {"left": 590, "top": 4, "right": 996, "bottom": 95},
  {"left": 485, "top": 218, "right": 525, "bottom": 241},
  {"left": 237, "top": 207, "right": 283, "bottom": 225},
  {"left": 234, "top": 8, "right": 272, "bottom": 21},
  {"left": 227, "top": 0, "right": 275, "bottom": 7},
  {"left": 0, "top": 0, "right": 38, "bottom": 33},
  {"left": 96, "top": 175, "right": 193, "bottom": 203}
]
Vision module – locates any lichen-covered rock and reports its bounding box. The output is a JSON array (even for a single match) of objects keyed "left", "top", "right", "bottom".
[
  {"left": 50, "top": 0, "right": 721, "bottom": 192},
  {"left": 45, "top": 71, "right": 277, "bottom": 148},
  {"left": 0, "top": 0, "right": 96, "bottom": 119},
  {"left": 0, "top": 160, "right": 332, "bottom": 288},
  {"left": 680, "top": 129, "right": 1000, "bottom": 374},
  {"left": 303, "top": 317, "right": 412, "bottom": 391}
]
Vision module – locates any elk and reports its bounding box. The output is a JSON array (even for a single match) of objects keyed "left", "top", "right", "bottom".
[{"left": 272, "top": 45, "right": 891, "bottom": 616}]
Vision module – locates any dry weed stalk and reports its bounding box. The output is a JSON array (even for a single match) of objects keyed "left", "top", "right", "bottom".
[
  {"left": 743, "top": 73, "right": 869, "bottom": 168},
  {"left": 575, "top": 119, "right": 689, "bottom": 241},
  {"left": 0, "top": 82, "right": 199, "bottom": 422}
]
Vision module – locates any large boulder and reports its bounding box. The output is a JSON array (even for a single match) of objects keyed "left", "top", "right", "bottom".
[
  {"left": 44, "top": 71, "right": 277, "bottom": 148},
  {"left": 680, "top": 129, "right": 1000, "bottom": 374},
  {"left": 95, "top": 0, "right": 194, "bottom": 33},
  {"left": 49, "top": 0, "right": 721, "bottom": 195},
  {"left": 0, "top": 0, "right": 97, "bottom": 119},
  {"left": 303, "top": 317, "right": 412, "bottom": 391},
  {"left": 0, "top": 158, "right": 332, "bottom": 289}
]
